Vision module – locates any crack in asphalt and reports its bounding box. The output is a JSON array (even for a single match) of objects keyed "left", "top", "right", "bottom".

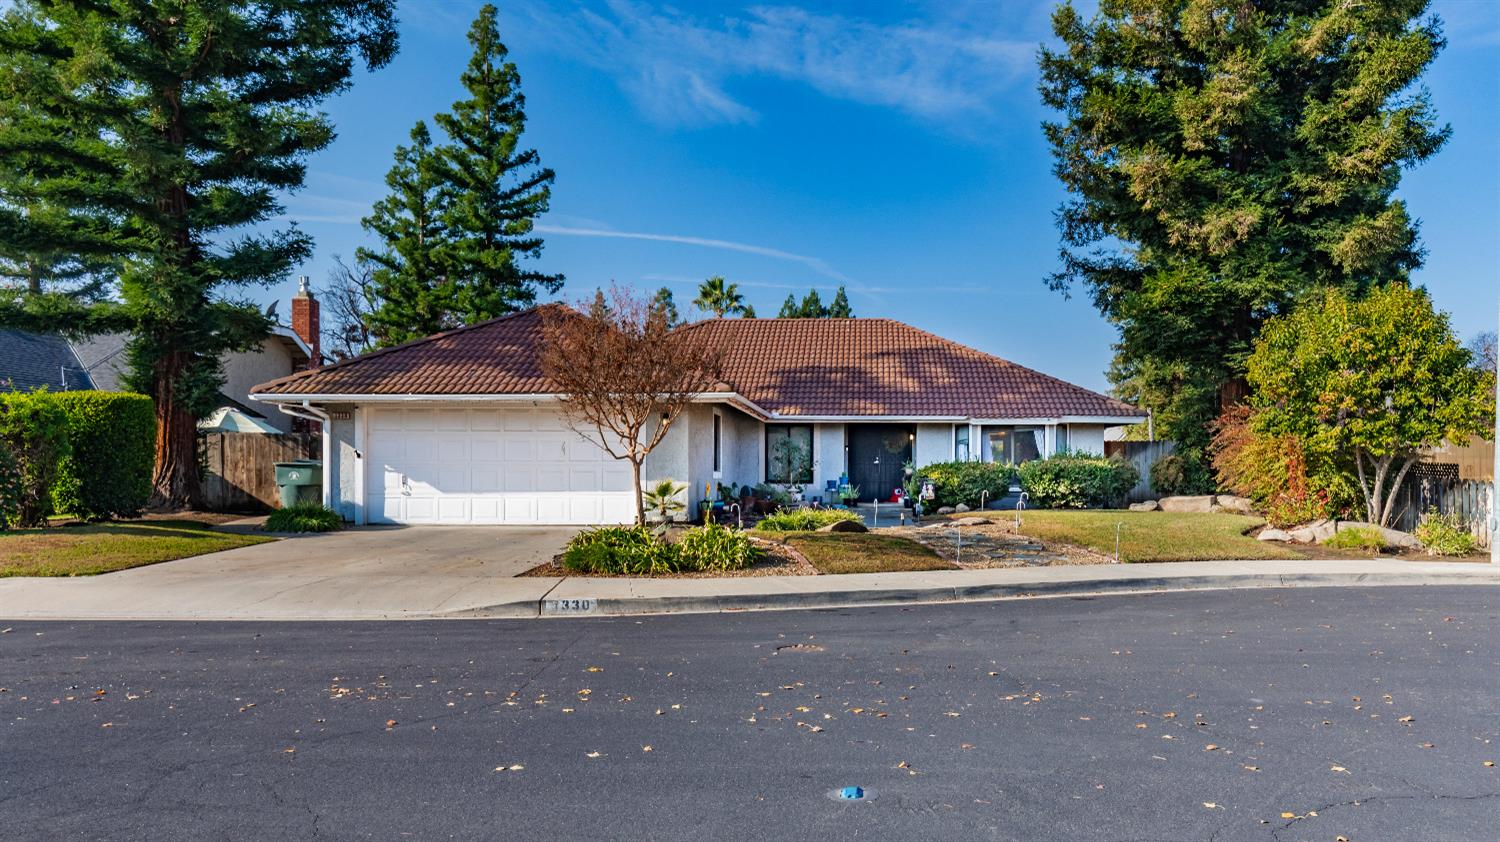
[{"left": 1269, "top": 790, "right": 1500, "bottom": 840}]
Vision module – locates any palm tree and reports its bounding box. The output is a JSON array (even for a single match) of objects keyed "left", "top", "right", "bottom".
[{"left": 693, "top": 275, "right": 745, "bottom": 318}]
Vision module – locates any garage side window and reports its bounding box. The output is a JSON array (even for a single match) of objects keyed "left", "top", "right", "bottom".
[
  {"left": 765, "top": 424, "right": 813, "bottom": 484},
  {"left": 712, "top": 412, "right": 722, "bottom": 475}
]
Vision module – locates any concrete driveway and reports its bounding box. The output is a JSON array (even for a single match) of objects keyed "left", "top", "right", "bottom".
[{"left": 0, "top": 526, "right": 572, "bottom": 621}]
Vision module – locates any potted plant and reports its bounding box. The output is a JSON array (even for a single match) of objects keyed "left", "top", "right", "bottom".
[{"left": 838, "top": 484, "right": 861, "bottom": 507}]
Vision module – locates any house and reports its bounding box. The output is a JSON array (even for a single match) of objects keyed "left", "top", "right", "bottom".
[
  {"left": 2, "top": 279, "right": 322, "bottom": 434},
  {"left": 250, "top": 306, "right": 1145, "bottom": 525}
]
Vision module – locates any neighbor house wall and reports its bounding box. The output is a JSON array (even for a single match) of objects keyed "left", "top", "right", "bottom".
[
  {"left": 222, "top": 338, "right": 299, "bottom": 432},
  {"left": 914, "top": 424, "right": 951, "bottom": 468}
]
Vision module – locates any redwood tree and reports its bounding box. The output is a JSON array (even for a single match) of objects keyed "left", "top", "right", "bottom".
[
  {"left": 0, "top": 0, "right": 398, "bottom": 506},
  {"left": 540, "top": 288, "right": 723, "bottom": 525}
]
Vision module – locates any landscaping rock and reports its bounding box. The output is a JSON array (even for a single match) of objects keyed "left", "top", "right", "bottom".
[
  {"left": 950, "top": 517, "right": 989, "bottom": 527},
  {"left": 1215, "top": 495, "right": 1255, "bottom": 514},
  {"left": 1334, "top": 521, "right": 1422, "bottom": 550},
  {"left": 816, "top": 519, "right": 868, "bottom": 533},
  {"left": 954, "top": 504, "right": 971, "bottom": 513},
  {"left": 1287, "top": 519, "right": 1336, "bottom": 543},
  {"left": 1158, "top": 495, "right": 1215, "bottom": 513},
  {"left": 936, "top": 506, "right": 956, "bottom": 515},
  {"left": 1128, "top": 500, "right": 1161, "bottom": 512},
  {"left": 1257, "top": 528, "right": 1293, "bottom": 542}
]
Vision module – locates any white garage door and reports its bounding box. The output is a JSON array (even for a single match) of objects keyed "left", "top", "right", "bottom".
[{"left": 365, "top": 407, "right": 635, "bottom": 525}]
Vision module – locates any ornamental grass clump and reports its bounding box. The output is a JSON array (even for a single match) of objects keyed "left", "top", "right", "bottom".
[
  {"left": 264, "top": 502, "right": 344, "bottom": 533},
  {"left": 753, "top": 508, "right": 863, "bottom": 532}
]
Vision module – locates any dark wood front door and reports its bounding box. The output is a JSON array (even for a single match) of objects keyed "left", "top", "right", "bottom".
[{"left": 847, "top": 424, "right": 913, "bottom": 503}]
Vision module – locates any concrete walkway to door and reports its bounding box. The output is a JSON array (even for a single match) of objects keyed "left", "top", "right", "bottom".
[{"left": 0, "top": 526, "right": 570, "bottom": 621}]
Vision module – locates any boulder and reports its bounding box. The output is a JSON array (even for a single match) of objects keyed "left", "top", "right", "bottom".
[
  {"left": 1158, "top": 495, "right": 1216, "bottom": 513},
  {"left": 950, "top": 516, "right": 989, "bottom": 527},
  {"left": 1334, "top": 521, "right": 1422, "bottom": 550},
  {"left": 1128, "top": 500, "right": 1161, "bottom": 512},
  {"left": 954, "top": 503, "right": 971, "bottom": 513},
  {"left": 817, "top": 519, "right": 868, "bottom": 533},
  {"left": 936, "top": 506, "right": 956, "bottom": 515},
  {"left": 1257, "top": 528, "right": 1293, "bottom": 542},
  {"left": 1286, "top": 519, "right": 1336, "bottom": 544},
  {"left": 1215, "top": 495, "right": 1255, "bottom": 514}
]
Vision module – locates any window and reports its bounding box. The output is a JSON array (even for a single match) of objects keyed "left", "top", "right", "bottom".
[
  {"left": 765, "top": 424, "right": 813, "bottom": 483},
  {"left": 983, "top": 426, "right": 1042, "bottom": 464},
  {"left": 1055, "top": 424, "right": 1069, "bottom": 455},
  {"left": 712, "top": 412, "right": 722, "bottom": 475},
  {"left": 954, "top": 425, "right": 970, "bottom": 462}
]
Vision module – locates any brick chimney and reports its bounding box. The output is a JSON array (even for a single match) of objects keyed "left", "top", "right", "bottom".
[{"left": 290, "top": 275, "right": 320, "bottom": 369}]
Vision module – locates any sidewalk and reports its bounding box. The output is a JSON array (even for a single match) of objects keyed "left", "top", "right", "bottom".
[{"left": 3, "top": 557, "right": 1496, "bottom": 621}]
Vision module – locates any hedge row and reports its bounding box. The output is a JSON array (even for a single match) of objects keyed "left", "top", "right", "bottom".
[{"left": 0, "top": 390, "right": 154, "bottom": 528}]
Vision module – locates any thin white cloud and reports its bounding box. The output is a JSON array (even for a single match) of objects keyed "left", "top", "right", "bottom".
[
  {"left": 521, "top": 1, "right": 1037, "bottom": 128},
  {"left": 535, "top": 224, "right": 851, "bottom": 283}
]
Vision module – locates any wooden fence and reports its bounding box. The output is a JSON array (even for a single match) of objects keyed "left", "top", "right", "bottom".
[
  {"left": 1104, "top": 440, "right": 1177, "bottom": 504},
  {"left": 1390, "top": 478, "right": 1493, "bottom": 550},
  {"left": 198, "top": 432, "right": 318, "bottom": 512}
]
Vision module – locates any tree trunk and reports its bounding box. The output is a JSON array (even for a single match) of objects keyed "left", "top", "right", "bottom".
[
  {"left": 149, "top": 347, "right": 199, "bottom": 510},
  {"left": 629, "top": 457, "right": 645, "bottom": 526}
]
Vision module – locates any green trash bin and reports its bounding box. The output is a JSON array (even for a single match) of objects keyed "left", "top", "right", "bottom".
[{"left": 273, "top": 460, "right": 322, "bottom": 509}]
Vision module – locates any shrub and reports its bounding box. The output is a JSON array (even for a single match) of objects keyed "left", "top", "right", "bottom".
[
  {"left": 1323, "top": 527, "right": 1387, "bottom": 552},
  {"left": 51, "top": 392, "right": 154, "bottom": 521},
  {"left": 1149, "top": 452, "right": 1214, "bottom": 496},
  {"left": 1017, "top": 452, "right": 1138, "bottom": 509},
  {"left": 0, "top": 390, "right": 71, "bottom": 528},
  {"left": 754, "top": 508, "right": 863, "bottom": 532},
  {"left": 677, "top": 522, "right": 761, "bottom": 571},
  {"left": 1209, "top": 405, "right": 1356, "bottom": 527},
  {"left": 264, "top": 501, "right": 344, "bottom": 533},
  {"left": 909, "top": 461, "right": 1015, "bottom": 510},
  {"left": 1413, "top": 509, "right": 1477, "bottom": 557},
  {"left": 561, "top": 525, "right": 681, "bottom": 575}
]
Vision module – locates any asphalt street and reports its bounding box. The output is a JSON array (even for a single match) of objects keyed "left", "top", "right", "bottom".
[{"left": 3, "top": 586, "right": 1498, "bottom": 841}]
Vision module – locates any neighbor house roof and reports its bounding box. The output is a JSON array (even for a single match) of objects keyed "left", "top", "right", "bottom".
[
  {"left": 0, "top": 329, "right": 94, "bottom": 391},
  {"left": 251, "top": 307, "right": 1140, "bottom": 420}
]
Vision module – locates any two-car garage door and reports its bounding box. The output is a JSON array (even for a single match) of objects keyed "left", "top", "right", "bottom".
[{"left": 366, "top": 407, "right": 634, "bottom": 525}]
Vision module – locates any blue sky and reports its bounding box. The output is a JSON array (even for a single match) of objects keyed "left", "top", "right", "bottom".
[{"left": 272, "top": 0, "right": 1500, "bottom": 392}]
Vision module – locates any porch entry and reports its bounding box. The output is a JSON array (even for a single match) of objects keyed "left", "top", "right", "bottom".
[{"left": 847, "top": 424, "right": 913, "bottom": 503}]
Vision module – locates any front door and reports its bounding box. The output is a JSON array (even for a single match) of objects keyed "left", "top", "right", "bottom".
[{"left": 846, "top": 424, "right": 913, "bottom": 503}]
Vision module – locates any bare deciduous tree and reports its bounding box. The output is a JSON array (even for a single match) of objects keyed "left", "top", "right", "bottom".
[
  {"left": 540, "top": 286, "right": 723, "bottom": 525},
  {"left": 322, "top": 255, "right": 378, "bottom": 361}
]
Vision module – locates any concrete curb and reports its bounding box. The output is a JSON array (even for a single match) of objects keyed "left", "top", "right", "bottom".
[{"left": 457, "top": 563, "right": 1500, "bottom": 620}]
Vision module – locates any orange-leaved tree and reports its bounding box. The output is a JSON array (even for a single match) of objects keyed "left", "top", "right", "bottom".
[{"left": 540, "top": 287, "right": 723, "bottom": 525}]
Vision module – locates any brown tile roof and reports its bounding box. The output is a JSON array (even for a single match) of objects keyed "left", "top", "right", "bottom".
[
  {"left": 253, "top": 308, "right": 1140, "bottom": 419},
  {"left": 679, "top": 318, "right": 1140, "bottom": 418}
]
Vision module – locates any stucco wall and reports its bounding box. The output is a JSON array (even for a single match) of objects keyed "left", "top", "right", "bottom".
[
  {"left": 1068, "top": 424, "right": 1108, "bottom": 456},
  {"left": 914, "top": 424, "right": 952, "bottom": 467},
  {"left": 812, "top": 423, "right": 845, "bottom": 501},
  {"left": 327, "top": 405, "right": 358, "bottom": 522},
  {"left": 223, "top": 338, "right": 300, "bottom": 432}
]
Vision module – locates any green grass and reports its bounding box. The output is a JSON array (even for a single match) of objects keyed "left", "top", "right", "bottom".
[
  {"left": 957, "top": 510, "right": 1305, "bottom": 562},
  {"left": 0, "top": 520, "right": 274, "bottom": 577},
  {"left": 776, "top": 532, "right": 955, "bottom": 575}
]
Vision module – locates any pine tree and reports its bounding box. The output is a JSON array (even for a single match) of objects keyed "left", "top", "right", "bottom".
[
  {"left": 360, "top": 122, "right": 452, "bottom": 346},
  {"left": 827, "top": 286, "right": 853, "bottom": 318},
  {"left": 0, "top": 0, "right": 398, "bottom": 506},
  {"left": 777, "top": 294, "right": 799, "bottom": 319},
  {"left": 651, "top": 287, "right": 680, "bottom": 326},
  {"left": 432, "top": 3, "right": 561, "bottom": 322},
  {"left": 1039, "top": 0, "right": 1448, "bottom": 452},
  {"left": 798, "top": 290, "right": 826, "bottom": 318}
]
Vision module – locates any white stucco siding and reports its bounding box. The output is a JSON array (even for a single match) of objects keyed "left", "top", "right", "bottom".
[
  {"left": 325, "top": 405, "right": 358, "bottom": 522},
  {"left": 1067, "top": 424, "right": 1108, "bottom": 456},
  {"left": 812, "top": 423, "right": 845, "bottom": 502},
  {"left": 914, "top": 424, "right": 952, "bottom": 468}
]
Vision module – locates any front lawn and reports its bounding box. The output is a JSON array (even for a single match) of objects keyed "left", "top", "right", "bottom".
[
  {"left": 771, "top": 532, "right": 956, "bottom": 575},
  {"left": 957, "top": 510, "right": 1305, "bottom": 562},
  {"left": 0, "top": 520, "right": 274, "bottom": 577}
]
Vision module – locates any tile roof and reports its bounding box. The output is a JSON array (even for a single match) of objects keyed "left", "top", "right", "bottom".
[
  {"left": 0, "top": 329, "right": 94, "bottom": 391},
  {"left": 253, "top": 308, "right": 1141, "bottom": 420}
]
